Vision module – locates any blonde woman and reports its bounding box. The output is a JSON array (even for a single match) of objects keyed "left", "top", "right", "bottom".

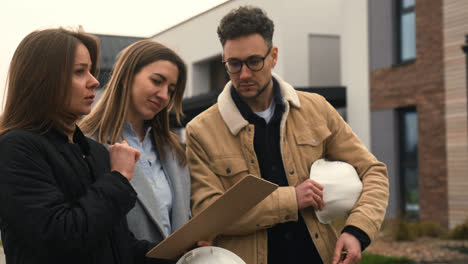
[{"left": 80, "top": 40, "right": 190, "bottom": 246}]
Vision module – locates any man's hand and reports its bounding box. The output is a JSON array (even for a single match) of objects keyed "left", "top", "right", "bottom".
[
  {"left": 181, "top": 241, "right": 211, "bottom": 256},
  {"left": 332, "top": 232, "right": 361, "bottom": 264},
  {"left": 295, "top": 179, "right": 325, "bottom": 210},
  {"left": 109, "top": 140, "right": 140, "bottom": 181},
  {"left": 196, "top": 241, "right": 211, "bottom": 247}
]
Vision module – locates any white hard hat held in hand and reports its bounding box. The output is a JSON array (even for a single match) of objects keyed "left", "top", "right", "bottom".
[
  {"left": 177, "top": 246, "right": 246, "bottom": 264},
  {"left": 309, "top": 159, "right": 363, "bottom": 224}
]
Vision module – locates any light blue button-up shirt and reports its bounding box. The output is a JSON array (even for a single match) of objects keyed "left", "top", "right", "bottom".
[{"left": 123, "top": 122, "right": 173, "bottom": 237}]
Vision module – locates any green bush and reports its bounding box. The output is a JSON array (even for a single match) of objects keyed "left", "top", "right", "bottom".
[
  {"left": 448, "top": 219, "right": 468, "bottom": 240},
  {"left": 411, "top": 220, "right": 445, "bottom": 238},
  {"left": 390, "top": 219, "right": 446, "bottom": 241},
  {"left": 395, "top": 219, "right": 416, "bottom": 241},
  {"left": 361, "top": 253, "right": 414, "bottom": 264}
]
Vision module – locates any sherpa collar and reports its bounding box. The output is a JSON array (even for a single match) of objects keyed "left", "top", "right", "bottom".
[{"left": 217, "top": 72, "right": 300, "bottom": 135}]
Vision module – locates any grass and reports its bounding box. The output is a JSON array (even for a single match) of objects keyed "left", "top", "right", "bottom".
[{"left": 361, "top": 253, "right": 414, "bottom": 264}]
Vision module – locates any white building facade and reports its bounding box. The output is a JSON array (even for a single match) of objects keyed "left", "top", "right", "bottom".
[{"left": 151, "top": 0, "right": 371, "bottom": 147}]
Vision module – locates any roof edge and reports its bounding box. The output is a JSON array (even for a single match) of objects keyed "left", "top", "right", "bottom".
[{"left": 150, "top": 0, "right": 232, "bottom": 38}]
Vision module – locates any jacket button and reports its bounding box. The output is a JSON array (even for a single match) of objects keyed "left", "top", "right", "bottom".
[
  {"left": 285, "top": 215, "right": 290, "bottom": 220},
  {"left": 289, "top": 169, "right": 294, "bottom": 174},
  {"left": 312, "top": 138, "right": 317, "bottom": 143},
  {"left": 315, "top": 233, "right": 319, "bottom": 239},
  {"left": 251, "top": 159, "right": 255, "bottom": 164},
  {"left": 226, "top": 168, "right": 231, "bottom": 174}
]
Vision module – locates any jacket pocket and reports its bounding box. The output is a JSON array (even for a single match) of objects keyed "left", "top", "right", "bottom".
[
  {"left": 294, "top": 125, "right": 331, "bottom": 170},
  {"left": 295, "top": 125, "right": 331, "bottom": 146},
  {"left": 211, "top": 157, "right": 249, "bottom": 190}
]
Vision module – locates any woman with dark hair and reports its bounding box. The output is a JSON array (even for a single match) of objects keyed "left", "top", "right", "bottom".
[
  {"left": 0, "top": 28, "right": 161, "bottom": 264},
  {"left": 80, "top": 40, "right": 191, "bottom": 246}
]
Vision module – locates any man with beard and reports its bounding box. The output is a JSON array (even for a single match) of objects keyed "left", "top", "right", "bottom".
[{"left": 185, "top": 6, "right": 389, "bottom": 264}]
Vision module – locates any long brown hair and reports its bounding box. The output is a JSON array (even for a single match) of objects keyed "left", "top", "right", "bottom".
[
  {"left": 0, "top": 28, "right": 99, "bottom": 136},
  {"left": 80, "top": 40, "right": 186, "bottom": 165}
]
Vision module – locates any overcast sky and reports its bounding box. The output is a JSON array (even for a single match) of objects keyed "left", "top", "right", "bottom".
[{"left": 0, "top": 0, "right": 228, "bottom": 108}]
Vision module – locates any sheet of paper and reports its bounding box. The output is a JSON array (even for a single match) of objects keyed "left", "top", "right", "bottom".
[{"left": 146, "top": 175, "right": 278, "bottom": 260}]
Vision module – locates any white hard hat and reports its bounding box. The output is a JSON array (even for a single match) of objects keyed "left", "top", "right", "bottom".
[
  {"left": 177, "top": 246, "right": 246, "bottom": 264},
  {"left": 309, "top": 159, "right": 363, "bottom": 224}
]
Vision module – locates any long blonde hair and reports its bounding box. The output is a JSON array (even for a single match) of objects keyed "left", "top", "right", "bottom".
[
  {"left": 0, "top": 28, "right": 99, "bottom": 136},
  {"left": 80, "top": 40, "right": 186, "bottom": 165}
]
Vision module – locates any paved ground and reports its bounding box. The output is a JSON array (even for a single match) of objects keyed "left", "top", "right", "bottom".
[
  {"left": 0, "top": 247, "right": 4, "bottom": 264},
  {"left": 366, "top": 237, "right": 468, "bottom": 263}
]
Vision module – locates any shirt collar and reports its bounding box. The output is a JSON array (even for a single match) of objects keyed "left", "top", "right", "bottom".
[{"left": 123, "top": 122, "right": 152, "bottom": 141}]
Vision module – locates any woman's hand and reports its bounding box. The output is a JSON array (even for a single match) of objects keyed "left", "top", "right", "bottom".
[{"left": 109, "top": 140, "right": 140, "bottom": 181}]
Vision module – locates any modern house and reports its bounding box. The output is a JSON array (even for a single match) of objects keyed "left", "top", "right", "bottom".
[
  {"left": 93, "top": 34, "right": 146, "bottom": 88},
  {"left": 149, "top": 0, "right": 468, "bottom": 229},
  {"left": 152, "top": 0, "right": 370, "bottom": 147},
  {"left": 369, "top": 0, "right": 468, "bottom": 229}
]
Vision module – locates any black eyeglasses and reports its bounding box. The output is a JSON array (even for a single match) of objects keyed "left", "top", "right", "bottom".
[{"left": 222, "top": 47, "right": 272, "bottom": 74}]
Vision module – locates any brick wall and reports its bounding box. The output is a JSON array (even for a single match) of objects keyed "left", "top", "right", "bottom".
[{"left": 370, "top": 0, "right": 448, "bottom": 227}]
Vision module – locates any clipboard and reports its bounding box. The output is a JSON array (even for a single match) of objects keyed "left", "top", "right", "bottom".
[{"left": 146, "top": 175, "right": 278, "bottom": 260}]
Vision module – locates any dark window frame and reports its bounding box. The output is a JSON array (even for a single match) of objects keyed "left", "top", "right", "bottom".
[
  {"left": 397, "top": 106, "right": 419, "bottom": 220},
  {"left": 462, "top": 35, "right": 468, "bottom": 132},
  {"left": 394, "top": 0, "right": 416, "bottom": 65}
]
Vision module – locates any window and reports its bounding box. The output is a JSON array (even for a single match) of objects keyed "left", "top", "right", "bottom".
[
  {"left": 396, "top": 0, "right": 416, "bottom": 63},
  {"left": 210, "top": 55, "right": 230, "bottom": 92},
  {"left": 308, "top": 35, "right": 341, "bottom": 86},
  {"left": 398, "top": 107, "right": 419, "bottom": 219},
  {"left": 192, "top": 55, "right": 229, "bottom": 95},
  {"left": 97, "top": 69, "right": 112, "bottom": 89}
]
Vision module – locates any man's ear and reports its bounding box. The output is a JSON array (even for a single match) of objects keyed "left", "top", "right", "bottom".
[{"left": 271, "top": 46, "right": 278, "bottom": 67}]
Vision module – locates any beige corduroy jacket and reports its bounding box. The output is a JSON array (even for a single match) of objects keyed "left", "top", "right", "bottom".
[{"left": 185, "top": 73, "right": 389, "bottom": 264}]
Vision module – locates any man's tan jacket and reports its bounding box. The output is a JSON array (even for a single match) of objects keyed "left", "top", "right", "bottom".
[{"left": 185, "top": 73, "right": 389, "bottom": 264}]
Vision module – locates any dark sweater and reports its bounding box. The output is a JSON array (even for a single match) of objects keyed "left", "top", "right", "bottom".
[{"left": 231, "top": 78, "right": 369, "bottom": 264}]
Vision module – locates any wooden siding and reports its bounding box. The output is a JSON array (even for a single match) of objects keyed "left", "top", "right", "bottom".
[{"left": 443, "top": 0, "right": 468, "bottom": 229}]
